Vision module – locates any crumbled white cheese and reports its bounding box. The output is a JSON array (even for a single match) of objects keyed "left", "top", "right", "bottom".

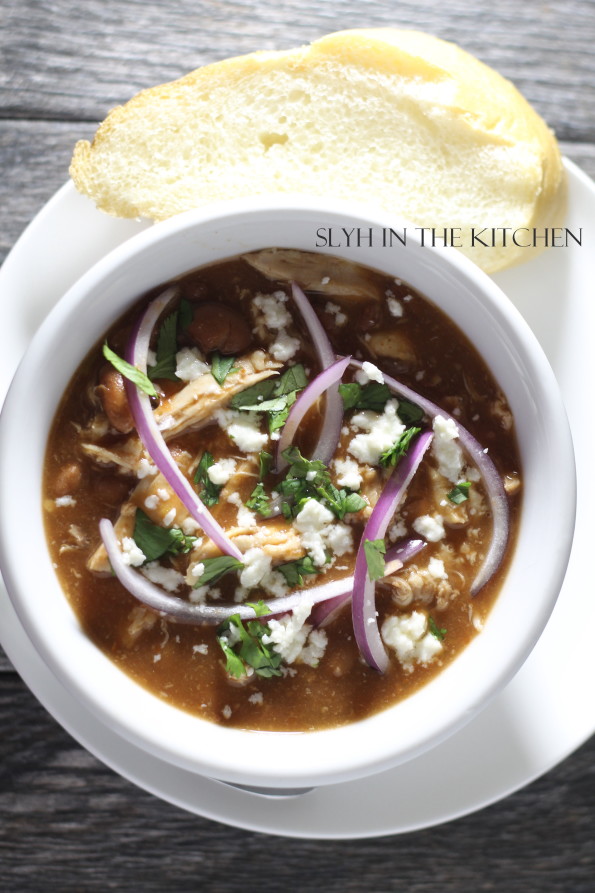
[
  {"left": 381, "top": 611, "right": 443, "bottom": 672},
  {"left": 270, "top": 331, "right": 301, "bottom": 362},
  {"left": 157, "top": 488, "right": 170, "bottom": 502},
  {"left": 189, "top": 561, "right": 205, "bottom": 580},
  {"left": 355, "top": 360, "right": 385, "bottom": 385},
  {"left": 260, "top": 570, "right": 290, "bottom": 599},
  {"left": 222, "top": 705, "right": 232, "bottom": 720},
  {"left": 189, "top": 585, "right": 210, "bottom": 604},
  {"left": 55, "top": 495, "right": 76, "bottom": 507},
  {"left": 294, "top": 498, "right": 335, "bottom": 566},
  {"left": 141, "top": 562, "right": 185, "bottom": 592},
  {"left": 193, "top": 644, "right": 209, "bottom": 655},
  {"left": 215, "top": 409, "right": 268, "bottom": 453},
  {"left": 333, "top": 456, "right": 363, "bottom": 491},
  {"left": 262, "top": 599, "right": 328, "bottom": 667},
  {"left": 324, "top": 523, "right": 354, "bottom": 557},
  {"left": 175, "top": 347, "right": 210, "bottom": 381},
  {"left": 227, "top": 491, "right": 257, "bottom": 528},
  {"left": 325, "top": 301, "right": 347, "bottom": 326},
  {"left": 388, "top": 519, "right": 407, "bottom": 543},
  {"left": 466, "top": 465, "right": 481, "bottom": 483},
  {"left": 432, "top": 415, "right": 464, "bottom": 484},
  {"left": 412, "top": 514, "right": 445, "bottom": 542},
  {"left": 153, "top": 653, "right": 161, "bottom": 663},
  {"left": 348, "top": 399, "right": 404, "bottom": 466},
  {"left": 137, "top": 458, "right": 158, "bottom": 479},
  {"left": 207, "top": 457, "right": 237, "bottom": 486},
  {"left": 144, "top": 495, "right": 159, "bottom": 510},
  {"left": 181, "top": 518, "right": 200, "bottom": 535},
  {"left": 163, "top": 508, "right": 177, "bottom": 527},
  {"left": 239, "top": 547, "right": 272, "bottom": 589},
  {"left": 248, "top": 691, "right": 264, "bottom": 705},
  {"left": 121, "top": 536, "right": 146, "bottom": 567},
  {"left": 428, "top": 557, "right": 447, "bottom": 580},
  {"left": 386, "top": 296, "right": 404, "bottom": 317},
  {"left": 253, "top": 291, "right": 292, "bottom": 329}
]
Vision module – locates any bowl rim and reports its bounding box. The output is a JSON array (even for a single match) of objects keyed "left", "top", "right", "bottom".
[{"left": 0, "top": 195, "right": 577, "bottom": 788}]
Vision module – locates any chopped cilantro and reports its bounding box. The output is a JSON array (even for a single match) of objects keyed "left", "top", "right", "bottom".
[
  {"left": 396, "top": 398, "right": 424, "bottom": 425},
  {"left": 245, "top": 482, "right": 273, "bottom": 518},
  {"left": 363, "top": 538, "right": 387, "bottom": 581},
  {"left": 193, "top": 452, "right": 221, "bottom": 507},
  {"left": 102, "top": 342, "right": 157, "bottom": 397},
  {"left": 229, "top": 364, "right": 307, "bottom": 434},
  {"left": 379, "top": 426, "right": 422, "bottom": 468},
  {"left": 276, "top": 555, "right": 319, "bottom": 587},
  {"left": 447, "top": 481, "right": 471, "bottom": 504},
  {"left": 278, "top": 446, "right": 366, "bottom": 520},
  {"left": 132, "top": 509, "right": 197, "bottom": 563},
  {"left": 147, "top": 311, "right": 179, "bottom": 382},
  {"left": 193, "top": 555, "right": 245, "bottom": 587},
  {"left": 216, "top": 604, "right": 283, "bottom": 678},
  {"left": 339, "top": 381, "right": 391, "bottom": 413},
  {"left": 258, "top": 450, "right": 273, "bottom": 481},
  {"left": 428, "top": 616, "right": 447, "bottom": 640},
  {"left": 210, "top": 351, "right": 237, "bottom": 386}
]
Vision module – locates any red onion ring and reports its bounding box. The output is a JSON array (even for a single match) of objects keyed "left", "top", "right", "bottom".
[
  {"left": 350, "top": 359, "right": 509, "bottom": 595},
  {"left": 311, "top": 537, "right": 426, "bottom": 628},
  {"left": 352, "top": 430, "right": 434, "bottom": 673},
  {"left": 275, "top": 356, "right": 351, "bottom": 461},
  {"left": 101, "top": 517, "right": 363, "bottom": 624},
  {"left": 274, "top": 283, "right": 343, "bottom": 472},
  {"left": 124, "top": 289, "right": 242, "bottom": 560}
]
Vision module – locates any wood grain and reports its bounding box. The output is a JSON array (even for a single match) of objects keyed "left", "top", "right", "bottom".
[{"left": 1, "top": 0, "right": 594, "bottom": 887}]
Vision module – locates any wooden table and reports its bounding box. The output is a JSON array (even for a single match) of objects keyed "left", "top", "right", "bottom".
[{"left": 1, "top": 1, "right": 594, "bottom": 888}]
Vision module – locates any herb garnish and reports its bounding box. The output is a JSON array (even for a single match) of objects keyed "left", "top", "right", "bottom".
[
  {"left": 147, "top": 311, "right": 179, "bottom": 382},
  {"left": 363, "top": 538, "right": 387, "bottom": 581},
  {"left": 447, "top": 482, "right": 471, "bottom": 504},
  {"left": 339, "top": 381, "right": 391, "bottom": 413},
  {"left": 428, "top": 616, "right": 447, "bottom": 640},
  {"left": 258, "top": 450, "right": 273, "bottom": 481},
  {"left": 230, "top": 364, "right": 308, "bottom": 434},
  {"left": 379, "top": 426, "right": 422, "bottom": 468},
  {"left": 132, "top": 509, "right": 197, "bottom": 563},
  {"left": 245, "top": 482, "right": 274, "bottom": 518},
  {"left": 193, "top": 452, "right": 222, "bottom": 507},
  {"left": 193, "top": 555, "right": 245, "bottom": 587},
  {"left": 210, "top": 351, "right": 238, "bottom": 386},
  {"left": 216, "top": 602, "right": 283, "bottom": 678},
  {"left": 278, "top": 446, "right": 366, "bottom": 520},
  {"left": 276, "top": 555, "right": 319, "bottom": 587},
  {"left": 102, "top": 343, "right": 157, "bottom": 397}
]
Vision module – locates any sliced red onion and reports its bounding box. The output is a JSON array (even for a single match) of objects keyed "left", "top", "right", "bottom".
[
  {"left": 101, "top": 517, "right": 359, "bottom": 625},
  {"left": 124, "top": 289, "right": 242, "bottom": 560},
  {"left": 276, "top": 356, "right": 351, "bottom": 463},
  {"left": 350, "top": 359, "right": 509, "bottom": 595},
  {"left": 311, "top": 538, "right": 426, "bottom": 628},
  {"left": 352, "top": 430, "right": 434, "bottom": 673},
  {"left": 274, "top": 282, "right": 343, "bottom": 473}
]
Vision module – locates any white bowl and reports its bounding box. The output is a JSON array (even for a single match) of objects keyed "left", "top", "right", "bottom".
[{"left": 0, "top": 196, "right": 576, "bottom": 790}]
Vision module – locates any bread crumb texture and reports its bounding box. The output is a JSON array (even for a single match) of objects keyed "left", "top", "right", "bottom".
[{"left": 70, "top": 28, "right": 566, "bottom": 273}]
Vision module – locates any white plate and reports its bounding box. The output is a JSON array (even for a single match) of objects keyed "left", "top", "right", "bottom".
[{"left": 0, "top": 161, "right": 593, "bottom": 839}]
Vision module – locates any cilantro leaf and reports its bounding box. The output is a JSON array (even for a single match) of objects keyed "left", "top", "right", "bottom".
[
  {"left": 276, "top": 556, "right": 319, "bottom": 587},
  {"left": 229, "top": 378, "right": 276, "bottom": 410},
  {"left": 193, "top": 452, "right": 221, "bottom": 507},
  {"left": 363, "top": 538, "right": 387, "bottom": 581},
  {"left": 147, "top": 312, "right": 179, "bottom": 382},
  {"left": 216, "top": 607, "right": 283, "bottom": 678},
  {"left": 211, "top": 352, "right": 237, "bottom": 386},
  {"left": 229, "top": 364, "right": 307, "bottom": 417},
  {"left": 447, "top": 481, "right": 471, "bottom": 504},
  {"left": 132, "top": 509, "right": 197, "bottom": 563},
  {"left": 245, "top": 482, "right": 273, "bottom": 518},
  {"left": 339, "top": 381, "right": 391, "bottom": 413},
  {"left": 279, "top": 446, "right": 366, "bottom": 520},
  {"left": 397, "top": 398, "right": 424, "bottom": 425},
  {"left": 258, "top": 450, "right": 273, "bottom": 481},
  {"left": 274, "top": 363, "right": 308, "bottom": 396},
  {"left": 102, "top": 342, "right": 157, "bottom": 397},
  {"left": 379, "top": 426, "right": 421, "bottom": 468},
  {"left": 193, "top": 555, "right": 244, "bottom": 587},
  {"left": 428, "top": 616, "right": 447, "bottom": 640}
]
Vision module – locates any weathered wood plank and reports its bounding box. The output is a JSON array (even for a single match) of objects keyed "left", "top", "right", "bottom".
[
  {"left": 0, "top": 0, "right": 593, "bottom": 140},
  {"left": 0, "top": 672, "right": 594, "bottom": 890}
]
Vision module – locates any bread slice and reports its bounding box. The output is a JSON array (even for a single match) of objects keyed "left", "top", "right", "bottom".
[{"left": 70, "top": 28, "right": 565, "bottom": 273}]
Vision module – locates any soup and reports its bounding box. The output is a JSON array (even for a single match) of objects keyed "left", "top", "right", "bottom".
[{"left": 43, "top": 249, "right": 521, "bottom": 732}]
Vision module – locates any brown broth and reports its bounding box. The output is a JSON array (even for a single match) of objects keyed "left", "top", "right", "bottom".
[{"left": 43, "top": 251, "right": 521, "bottom": 731}]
